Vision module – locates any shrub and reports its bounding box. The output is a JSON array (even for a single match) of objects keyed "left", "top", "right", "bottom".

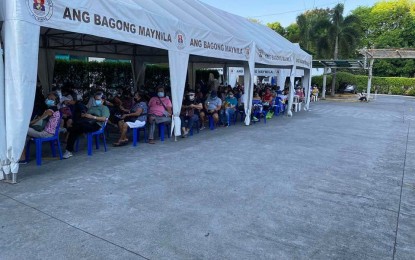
[{"left": 312, "top": 72, "right": 415, "bottom": 96}]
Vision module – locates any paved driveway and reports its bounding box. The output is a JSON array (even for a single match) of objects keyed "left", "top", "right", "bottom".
[{"left": 1, "top": 95, "right": 414, "bottom": 259}]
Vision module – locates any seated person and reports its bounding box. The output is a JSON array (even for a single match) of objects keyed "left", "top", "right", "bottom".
[
  {"left": 220, "top": 91, "right": 238, "bottom": 127},
  {"left": 20, "top": 92, "right": 61, "bottom": 163},
  {"left": 196, "top": 91, "right": 207, "bottom": 130},
  {"left": 204, "top": 90, "right": 222, "bottom": 126},
  {"left": 238, "top": 91, "right": 245, "bottom": 112},
  {"left": 296, "top": 88, "right": 305, "bottom": 102},
  {"left": 180, "top": 92, "right": 202, "bottom": 137},
  {"left": 113, "top": 92, "right": 148, "bottom": 146},
  {"left": 312, "top": 86, "right": 319, "bottom": 100},
  {"left": 63, "top": 92, "right": 110, "bottom": 159},
  {"left": 110, "top": 90, "right": 134, "bottom": 126},
  {"left": 262, "top": 87, "right": 273, "bottom": 110},
  {"left": 358, "top": 92, "right": 367, "bottom": 102},
  {"left": 148, "top": 86, "right": 172, "bottom": 144}
]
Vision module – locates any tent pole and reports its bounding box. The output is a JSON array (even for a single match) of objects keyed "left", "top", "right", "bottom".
[
  {"left": 322, "top": 67, "right": 327, "bottom": 100},
  {"left": 304, "top": 68, "right": 311, "bottom": 110},
  {"left": 287, "top": 65, "right": 297, "bottom": 117},
  {"left": 366, "top": 59, "right": 374, "bottom": 101}
]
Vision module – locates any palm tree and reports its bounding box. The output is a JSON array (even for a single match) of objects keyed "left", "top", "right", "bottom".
[{"left": 311, "top": 4, "right": 361, "bottom": 96}]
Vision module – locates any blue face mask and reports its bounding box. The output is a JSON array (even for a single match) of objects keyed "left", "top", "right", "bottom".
[
  {"left": 45, "top": 99, "right": 55, "bottom": 107},
  {"left": 157, "top": 92, "right": 164, "bottom": 98},
  {"left": 95, "top": 100, "right": 102, "bottom": 106}
]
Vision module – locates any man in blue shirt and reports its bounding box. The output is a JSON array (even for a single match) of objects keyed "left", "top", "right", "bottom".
[{"left": 204, "top": 90, "right": 222, "bottom": 126}]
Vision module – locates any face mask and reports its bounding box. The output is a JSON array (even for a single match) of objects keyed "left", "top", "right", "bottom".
[
  {"left": 95, "top": 100, "right": 102, "bottom": 106},
  {"left": 210, "top": 94, "right": 217, "bottom": 98},
  {"left": 188, "top": 95, "right": 195, "bottom": 101},
  {"left": 45, "top": 99, "right": 55, "bottom": 107},
  {"left": 157, "top": 92, "right": 164, "bottom": 98},
  {"left": 56, "top": 90, "right": 62, "bottom": 99},
  {"left": 229, "top": 95, "right": 234, "bottom": 98}
]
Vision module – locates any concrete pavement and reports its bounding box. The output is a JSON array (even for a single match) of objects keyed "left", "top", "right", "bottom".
[{"left": 1, "top": 95, "right": 414, "bottom": 259}]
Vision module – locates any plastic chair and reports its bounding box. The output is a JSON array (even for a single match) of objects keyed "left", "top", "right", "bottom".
[
  {"left": 26, "top": 116, "right": 63, "bottom": 166},
  {"left": 132, "top": 126, "right": 147, "bottom": 146},
  {"left": 208, "top": 114, "right": 215, "bottom": 130},
  {"left": 158, "top": 122, "right": 171, "bottom": 141},
  {"left": 293, "top": 95, "right": 302, "bottom": 112},
  {"left": 75, "top": 119, "right": 108, "bottom": 156},
  {"left": 273, "top": 97, "right": 282, "bottom": 116},
  {"left": 189, "top": 117, "right": 200, "bottom": 136}
]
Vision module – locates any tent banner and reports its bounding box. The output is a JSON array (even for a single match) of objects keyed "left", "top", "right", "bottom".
[
  {"left": 255, "top": 47, "right": 293, "bottom": 67},
  {"left": 7, "top": 0, "right": 252, "bottom": 62}
]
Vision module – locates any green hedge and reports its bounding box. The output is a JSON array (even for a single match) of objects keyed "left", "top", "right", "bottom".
[
  {"left": 54, "top": 61, "right": 221, "bottom": 91},
  {"left": 54, "top": 60, "right": 133, "bottom": 89},
  {"left": 312, "top": 72, "right": 415, "bottom": 95}
]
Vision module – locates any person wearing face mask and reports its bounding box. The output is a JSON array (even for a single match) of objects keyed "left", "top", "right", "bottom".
[
  {"left": 113, "top": 92, "right": 148, "bottom": 146},
  {"left": 63, "top": 92, "right": 110, "bottom": 159},
  {"left": 19, "top": 93, "right": 61, "bottom": 163},
  {"left": 204, "top": 90, "right": 222, "bottom": 127},
  {"left": 220, "top": 90, "right": 238, "bottom": 127},
  {"left": 147, "top": 86, "right": 172, "bottom": 144},
  {"left": 180, "top": 91, "right": 203, "bottom": 137}
]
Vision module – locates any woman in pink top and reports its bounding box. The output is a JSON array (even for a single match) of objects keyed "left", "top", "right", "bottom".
[{"left": 19, "top": 92, "right": 61, "bottom": 163}]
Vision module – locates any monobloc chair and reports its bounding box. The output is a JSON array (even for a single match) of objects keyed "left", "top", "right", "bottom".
[
  {"left": 273, "top": 97, "right": 283, "bottom": 116},
  {"left": 75, "top": 119, "right": 108, "bottom": 156},
  {"left": 189, "top": 117, "right": 200, "bottom": 136},
  {"left": 26, "top": 115, "right": 63, "bottom": 166},
  {"left": 158, "top": 122, "right": 171, "bottom": 141},
  {"left": 293, "top": 95, "right": 302, "bottom": 112},
  {"left": 132, "top": 126, "right": 147, "bottom": 146}
]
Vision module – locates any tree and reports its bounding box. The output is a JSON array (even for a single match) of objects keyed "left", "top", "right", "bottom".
[
  {"left": 353, "top": 0, "right": 415, "bottom": 77},
  {"left": 247, "top": 18, "right": 262, "bottom": 24},
  {"left": 296, "top": 8, "right": 331, "bottom": 54},
  {"left": 311, "top": 4, "right": 361, "bottom": 96},
  {"left": 285, "top": 23, "right": 300, "bottom": 43},
  {"left": 267, "top": 21, "right": 285, "bottom": 35}
]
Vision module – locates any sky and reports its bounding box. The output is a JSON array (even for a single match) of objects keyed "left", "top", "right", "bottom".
[{"left": 199, "top": 0, "right": 379, "bottom": 27}]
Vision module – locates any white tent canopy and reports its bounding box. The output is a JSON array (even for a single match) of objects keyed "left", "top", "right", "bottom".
[{"left": 0, "top": 0, "right": 311, "bottom": 181}]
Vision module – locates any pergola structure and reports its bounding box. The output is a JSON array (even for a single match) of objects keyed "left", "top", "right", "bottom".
[
  {"left": 312, "top": 60, "right": 366, "bottom": 99},
  {"left": 358, "top": 48, "right": 415, "bottom": 99}
]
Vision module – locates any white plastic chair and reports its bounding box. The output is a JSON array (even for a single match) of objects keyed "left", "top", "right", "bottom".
[{"left": 293, "top": 95, "right": 302, "bottom": 112}]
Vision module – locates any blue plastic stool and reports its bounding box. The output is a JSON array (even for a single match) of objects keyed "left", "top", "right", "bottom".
[
  {"left": 208, "top": 115, "right": 215, "bottom": 130},
  {"left": 132, "top": 126, "right": 147, "bottom": 146},
  {"left": 26, "top": 124, "right": 63, "bottom": 166},
  {"left": 158, "top": 122, "right": 171, "bottom": 142},
  {"left": 189, "top": 118, "right": 200, "bottom": 136},
  {"left": 75, "top": 120, "right": 108, "bottom": 156}
]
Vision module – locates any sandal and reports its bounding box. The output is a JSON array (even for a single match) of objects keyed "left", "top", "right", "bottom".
[{"left": 148, "top": 139, "right": 155, "bottom": 144}]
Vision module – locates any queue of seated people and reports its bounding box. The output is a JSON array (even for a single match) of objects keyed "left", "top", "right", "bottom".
[{"left": 21, "top": 83, "right": 295, "bottom": 163}]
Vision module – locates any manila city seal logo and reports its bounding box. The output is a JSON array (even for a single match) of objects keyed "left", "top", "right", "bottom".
[
  {"left": 27, "top": 0, "right": 53, "bottom": 22},
  {"left": 175, "top": 30, "right": 186, "bottom": 50}
]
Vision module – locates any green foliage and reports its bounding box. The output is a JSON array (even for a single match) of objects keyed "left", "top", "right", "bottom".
[
  {"left": 267, "top": 21, "right": 286, "bottom": 35},
  {"left": 285, "top": 23, "right": 300, "bottom": 43},
  {"left": 312, "top": 71, "right": 415, "bottom": 95},
  {"left": 54, "top": 60, "right": 133, "bottom": 89}
]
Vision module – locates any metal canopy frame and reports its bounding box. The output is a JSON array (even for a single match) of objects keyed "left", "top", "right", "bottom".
[
  {"left": 312, "top": 60, "right": 366, "bottom": 69},
  {"left": 357, "top": 48, "right": 415, "bottom": 100},
  {"left": 358, "top": 48, "right": 415, "bottom": 59}
]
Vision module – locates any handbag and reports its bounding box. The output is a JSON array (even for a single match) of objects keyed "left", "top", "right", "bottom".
[
  {"left": 30, "top": 117, "right": 48, "bottom": 131},
  {"left": 157, "top": 96, "right": 171, "bottom": 117}
]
